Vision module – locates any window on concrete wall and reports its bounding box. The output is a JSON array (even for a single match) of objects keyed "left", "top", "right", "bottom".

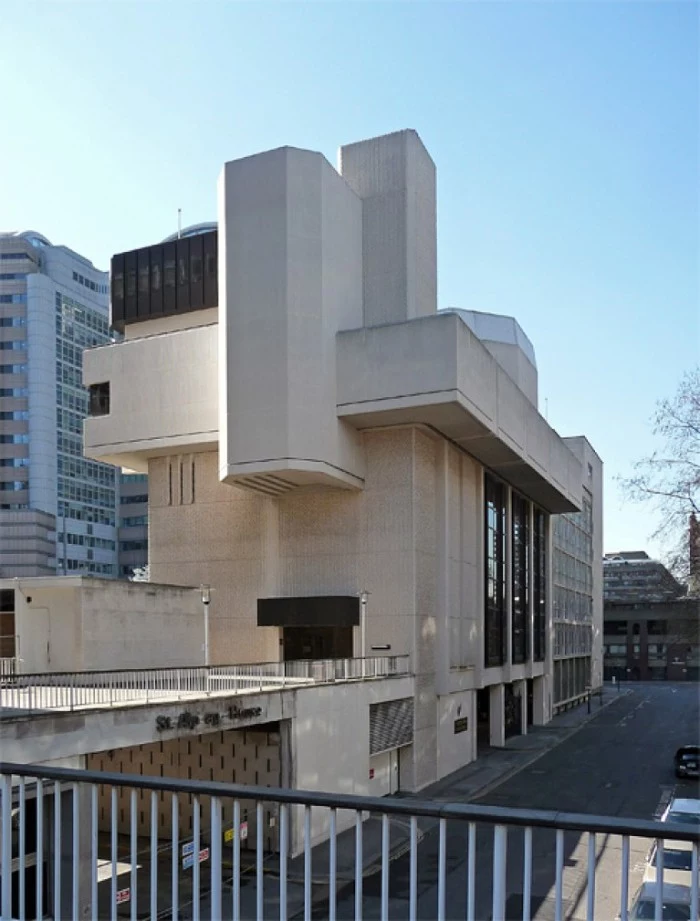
[
  {"left": 512, "top": 492, "right": 530, "bottom": 664},
  {"left": 533, "top": 509, "right": 547, "bottom": 661},
  {"left": 484, "top": 473, "right": 507, "bottom": 668},
  {"left": 0, "top": 589, "right": 15, "bottom": 658}
]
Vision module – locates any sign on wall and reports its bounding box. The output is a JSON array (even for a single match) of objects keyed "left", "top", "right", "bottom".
[
  {"left": 224, "top": 822, "right": 248, "bottom": 843},
  {"left": 182, "top": 847, "right": 209, "bottom": 870},
  {"left": 453, "top": 717, "right": 469, "bottom": 734}
]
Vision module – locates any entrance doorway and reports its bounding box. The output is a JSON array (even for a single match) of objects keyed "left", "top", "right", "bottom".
[
  {"left": 504, "top": 683, "right": 522, "bottom": 738},
  {"left": 282, "top": 626, "right": 353, "bottom": 661},
  {"left": 476, "top": 687, "right": 491, "bottom": 755}
]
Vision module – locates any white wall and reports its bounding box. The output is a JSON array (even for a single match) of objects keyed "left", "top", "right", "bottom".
[
  {"left": 218, "top": 146, "right": 365, "bottom": 491},
  {"left": 436, "top": 689, "right": 476, "bottom": 780},
  {"left": 16, "top": 583, "right": 81, "bottom": 672},
  {"left": 291, "top": 676, "right": 414, "bottom": 853},
  {"left": 11, "top": 578, "right": 203, "bottom": 672},
  {"left": 83, "top": 323, "right": 218, "bottom": 472},
  {"left": 80, "top": 580, "right": 203, "bottom": 670},
  {"left": 369, "top": 749, "right": 399, "bottom": 797}
]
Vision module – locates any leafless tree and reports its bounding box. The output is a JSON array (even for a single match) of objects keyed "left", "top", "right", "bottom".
[{"left": 621, "top": 367, "right": 700, "bottom": 586}]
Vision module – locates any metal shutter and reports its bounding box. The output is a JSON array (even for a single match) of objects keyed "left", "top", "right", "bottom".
[{"left": 369, "top": 698, "right": 414, "bottom": 755}]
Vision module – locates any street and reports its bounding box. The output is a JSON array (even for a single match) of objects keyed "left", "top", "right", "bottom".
[{"left": 314, "top": 683, "right": 700, "bottom": 920}]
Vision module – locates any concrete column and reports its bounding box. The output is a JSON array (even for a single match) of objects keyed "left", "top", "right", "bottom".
[
  {"left": 516, "top": 678, "right": 528, "bottom": 736},
  {"left": 533, "top": 675, "right": 547, "bottom": 726},
  {"left": 489, "top": 684, "right": 505, "bottom": 747},
  {"left": 435, "top": 441, "right": 450, "bottom": 696},
  {"left": 339, "top": 130, "right": 437, "bottom": 327}
]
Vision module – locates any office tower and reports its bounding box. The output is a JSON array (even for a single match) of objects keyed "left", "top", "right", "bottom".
[{"left": 0, "top": 230, "right": 117, "bottom": 577}]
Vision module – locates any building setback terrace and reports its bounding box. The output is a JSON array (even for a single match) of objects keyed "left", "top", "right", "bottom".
[{"left": 0, "top": 656, "right": 409, "bottom": 715}]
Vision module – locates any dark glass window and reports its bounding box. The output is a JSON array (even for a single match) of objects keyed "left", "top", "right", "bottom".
[
  {"left": 138, "top": 263, "right": 150, "bottom": 294},
  {"left": 605, "top": 621, "right": 628, "bottom": 636},
  {"left": 533, "top": 509, "right": 547, "bottom": 661},
  {"left": 648, "top": 620, "right": 667, "bottom": 636},
  {"left": 191, "top": 255, "right": 203, "bottom": 285},
  {"left": 164, "top": 257, "right": 176, "bottom": 288},
  {"left": 485, "top": 474, "right": 506, "bottom": 668},
  {"left": 88, "top": 382, "right": 110, "bottom": 417},
  {"left": 151, "top": 262, "right": 161, "bottom": 291},
  {"left": 126, "top": 267, "right": 137, "bottom": 297},
  {"left": 205, "top": 252, "right": 216, "bottom": 279},
  {"left": 0, "top": 589, "right": 14, "bottom": 613},
  {"left": 178, "top": 255, "right": 188, "bottom": 286},
  {"left": 512, "top": 492, "right": 530, "bottom": 664}
]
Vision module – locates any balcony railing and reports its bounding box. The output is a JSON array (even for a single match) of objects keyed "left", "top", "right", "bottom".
[
  {"left": 0, "top": 658, "right": 16, "bottom": 679},
  {"left": 1, "top": 762, "right": 698, "bottom": 921},
  {"left": 0, "top": 656, "right": 410, "bottom": 714}
]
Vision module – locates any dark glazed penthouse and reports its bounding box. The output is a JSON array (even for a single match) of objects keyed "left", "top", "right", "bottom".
[{"left": 110, "top": 225, "right": 218, "bottom": 332}]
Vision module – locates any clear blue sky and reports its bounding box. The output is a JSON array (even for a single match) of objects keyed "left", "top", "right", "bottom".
[{"left": 2, "top": 1, "right": 698, "bottom": 557}]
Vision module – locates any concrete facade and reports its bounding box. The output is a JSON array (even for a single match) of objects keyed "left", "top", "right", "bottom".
[
  {"left": 82, "top": 129, "right": 601, "bottom": 792},
  {"left": 552, "top": 437, "right": 604, "bottom": 705},
  {"left": 1, "top": 576, "right": 202, "bottom": 672},
  {"left": 603, "top": 552, "right": 699, "bottom": 681}
]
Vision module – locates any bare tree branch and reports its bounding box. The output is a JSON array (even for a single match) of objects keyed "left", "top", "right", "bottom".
[{"left": 619, "top": 367, "right": 700, "bottom": 582}]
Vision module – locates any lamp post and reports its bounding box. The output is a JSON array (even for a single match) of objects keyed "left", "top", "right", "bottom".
[
  {"left": 359, "top": 590, "right": 369, "bottom": 678},
  {"left": 200, "top": 584, "right": 211, "bottom": 668}
]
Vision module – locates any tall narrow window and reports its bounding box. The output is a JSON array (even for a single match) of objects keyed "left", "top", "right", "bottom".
[
  {"left": 484, "top": 474, "right": 506, "bottom": 668},
  {"left": 512, "top": 493, "right": 530, "bottom": 664},
  {"left": 533, "top": 509, "right": 547, "bottom": 661}
]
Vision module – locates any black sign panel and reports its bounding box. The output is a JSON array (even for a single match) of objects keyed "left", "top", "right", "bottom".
[
  {"left": 257, "top": 596, "right": 360, "bottom": 628},
  {"left": 454, "top": 717, "right": 469, "bottom": 734}
]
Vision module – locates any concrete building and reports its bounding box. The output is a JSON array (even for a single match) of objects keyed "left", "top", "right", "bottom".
[
  {"left": 83, "top": 129, "right": 599, "bottom": 792},
  {"left": 551, "top": 437, "right": 604, "bottom": 707},
  {"left": 0, "top": 576, "right": 202, "bottom": 673},
  {"left": 603, "top": 552, "right": 699, "bottom": 681},
  {"left": 0, "top": 231, "right": 118, "bottom": 579}
]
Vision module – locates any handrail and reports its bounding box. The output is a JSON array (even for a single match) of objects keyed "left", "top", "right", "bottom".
[
  {"left": 0, "top": 655, "right": 412, "bottom": 713},
  {"left": 1, "top": 760, "right": 699, "bottom": 843},
  {"left": 0, "top": 655, "right": 410, "bottom": 682}
]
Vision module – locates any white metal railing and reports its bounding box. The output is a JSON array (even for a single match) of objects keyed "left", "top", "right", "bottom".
[
  {"left": 0, "top": 762, "right": 698, "bottom": 921},
  {"left": 0, "top": 659, "right": 16, "bottom": 679},
  {"left": 0, "top": 655, "right": 410, "bottom": 714}
]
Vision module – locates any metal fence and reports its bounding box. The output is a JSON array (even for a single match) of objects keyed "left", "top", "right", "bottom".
[
  {"left": 0, "top": 656, "right": 410, "bottom": 713},
  {"left": 0, "top": 761, "right": 698, "bottom": 921},
  {"left": 0, "top": 658, "right": 16, "bottom": 679}
]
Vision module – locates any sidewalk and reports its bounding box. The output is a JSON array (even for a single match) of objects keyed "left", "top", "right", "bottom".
[{"left": 422, "top": 684, "right": 628, "bottom": 804}]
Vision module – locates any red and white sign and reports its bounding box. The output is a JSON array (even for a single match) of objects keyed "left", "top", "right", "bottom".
[{"left": 116, "top": 888, "right": 130, "bottom": 905}]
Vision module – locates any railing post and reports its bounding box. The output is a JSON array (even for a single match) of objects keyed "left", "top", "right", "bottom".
[
  {"left": 492, "top": 824, "right": 507, "bottom": 921},
  {"left": 211, "top": 796, "right": 222, "bottom": 920},
  {"left": 1, "top": 773, "right": 12, "bottom": 920}
]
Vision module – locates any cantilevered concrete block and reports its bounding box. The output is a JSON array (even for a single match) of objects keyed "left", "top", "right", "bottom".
[{"left": 218, "top": 146, "right": 365, "bottom": 493}]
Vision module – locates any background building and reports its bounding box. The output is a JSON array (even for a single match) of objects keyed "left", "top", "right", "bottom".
[
  {"left": 118, "top": 472, "right": 149, "bottom": 578},
  {"left": 551, "top": 437, "right": 604, "bottom": 707},
  {"left": 603, "top": 551, "right": 699, "bottom": 681},
  {"left": 0, "top": 231, "right": 123, "bottom": 579}
]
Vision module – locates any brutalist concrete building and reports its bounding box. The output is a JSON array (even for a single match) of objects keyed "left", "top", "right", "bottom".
[{"left": 83, "top": 129, "right": 602, "bottom": 791}]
